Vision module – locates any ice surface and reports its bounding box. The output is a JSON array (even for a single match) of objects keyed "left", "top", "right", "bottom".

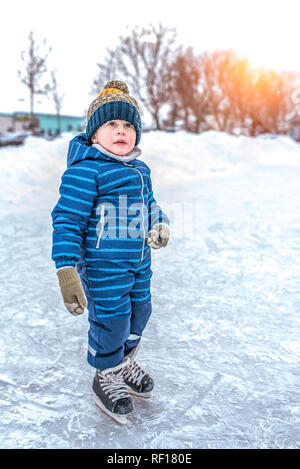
[{"left": 0, "top": 131, "right": 299, "bottom": 448}]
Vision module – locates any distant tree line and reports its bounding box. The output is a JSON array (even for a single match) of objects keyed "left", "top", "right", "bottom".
[
  {"left": 18, "top": 27, "right": 300, "bottom": 138},
  {"left": 93, "top": 23, "right": 300, "bottom": 137}
]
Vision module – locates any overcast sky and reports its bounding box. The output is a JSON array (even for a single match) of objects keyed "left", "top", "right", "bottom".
[{"left": 1, "top": 0, "right": 300, "bottom": 118}]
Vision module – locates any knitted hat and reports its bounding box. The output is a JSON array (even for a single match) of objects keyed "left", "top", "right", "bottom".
[{"left": 86, "top": 80, "right": 142, "bottom": 145}]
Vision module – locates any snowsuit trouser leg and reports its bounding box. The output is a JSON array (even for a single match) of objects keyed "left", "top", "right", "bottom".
[{"left": 76, "top": 256, "right": 152, "bottom": 370}]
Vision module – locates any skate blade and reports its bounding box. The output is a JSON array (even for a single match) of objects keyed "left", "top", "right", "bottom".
[
  {"left": 127, "top": 387, "right": 152, "bottom": 398},
  {"left": 93, "top": 395, "right": 129, "bottom": 425}
]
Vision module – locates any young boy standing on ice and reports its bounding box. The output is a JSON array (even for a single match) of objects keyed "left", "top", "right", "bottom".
[{"left": 51, "top": 80, "right": 170, "bottom": 423}]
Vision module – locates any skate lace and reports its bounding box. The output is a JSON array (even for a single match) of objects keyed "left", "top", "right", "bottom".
[
  {"left": 123, "top": 361, "right": 145, "bottom": 386},
  {"left": 98, "top": 360, "right": 130, "bottom": 403}
]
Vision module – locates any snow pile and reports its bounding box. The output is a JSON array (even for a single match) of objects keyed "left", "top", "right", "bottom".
[
  {"left": 0, "top": 134, "right": 71, "bottom": 214},
  {"left": 0, "top": 130, "right": 299, "bottom": 215},
  {"left": 142, "top": 130, "right": 300, "bottom": 186}
]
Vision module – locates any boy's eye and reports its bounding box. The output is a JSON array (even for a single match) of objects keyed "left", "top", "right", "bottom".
[{"left": 106, "top": 121, "right": 134, "bottom": 129}]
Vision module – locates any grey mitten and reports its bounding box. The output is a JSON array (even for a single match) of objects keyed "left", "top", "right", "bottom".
[
  {"left": 56, "top": 267, "right": 87, "bottom": 316},
  {"left": 147, "top": 224, "right": 170, "bottom": 249}
]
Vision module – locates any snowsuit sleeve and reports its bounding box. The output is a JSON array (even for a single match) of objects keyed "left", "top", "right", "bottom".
[
  {"left": 51, "top": 161, "right": 98, "bottom": 269},
  {"left": 147, "top": 172, "right": 170, "bottom": 230}
]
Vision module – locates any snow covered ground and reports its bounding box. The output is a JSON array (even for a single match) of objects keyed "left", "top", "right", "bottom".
[{"left": 0, "top": 130, "right": 299, "bottom": 449}]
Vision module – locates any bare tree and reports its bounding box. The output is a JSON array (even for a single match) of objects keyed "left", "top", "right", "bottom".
[
  {"left": 50, "top": 70, "right": 65, "bottom": 135},
  {"left": 170, "top": 48, "right": 240, "bottom": 133},
  {"left": 18, "top": 31, "right": 52, "bottom": 128},
  {"left": 223, "top": 54, "right": 254, "bottom": 132},
  {"left": 284, "top": 71, "right": 300, "bottom": 137},
  {"left": 204, "top": 52, "right": 296, "bottom": 136},
  {"left": 200, "top": 49, "right": 239, "bottom": 132},
  {"left": 93, "top": 23, "right": 178, "bottom": 129},
  {"left": 244, "top": 67, "right": 292, "bottom": 135},
  {"left": 167, "top": 47, "right": 206, "bottom": 132}
]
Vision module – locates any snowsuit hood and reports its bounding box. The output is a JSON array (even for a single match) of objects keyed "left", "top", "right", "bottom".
[
  {"left": 67, "top": 133, "right": 141, "bottom": 168},
  {"left": 52, "top": 131, "right": 169, "bottom": 268}
]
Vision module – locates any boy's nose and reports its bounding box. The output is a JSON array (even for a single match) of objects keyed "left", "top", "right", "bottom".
[{"left": 117, "top": 126, "right": 125, "bottom": 135}]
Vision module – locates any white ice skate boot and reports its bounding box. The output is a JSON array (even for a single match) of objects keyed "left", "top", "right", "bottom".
[
  {"left": 123, "top": 344, "right": 154, "bottom": 398},
  {"left": 93, "top": 357, "right": 133, "bottom": 425}
]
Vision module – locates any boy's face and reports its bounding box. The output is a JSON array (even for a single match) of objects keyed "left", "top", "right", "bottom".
[{"left": 91, "top": 119, "right": 136, "bottom": 156}]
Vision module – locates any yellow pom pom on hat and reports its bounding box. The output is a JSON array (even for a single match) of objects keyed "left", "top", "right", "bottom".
[
  {"left": 97, "top": 80, "right": 129, "bottom": 98},
  {"left": 86, "top": 80, "right": 142, "bottom": 145}
]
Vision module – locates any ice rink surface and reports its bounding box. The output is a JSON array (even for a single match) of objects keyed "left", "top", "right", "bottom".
[{"left": 0, "top": 131, "right": 299, "bottom": 448}]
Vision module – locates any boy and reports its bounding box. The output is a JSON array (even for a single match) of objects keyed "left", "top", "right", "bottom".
[{"left": 51, "top": 80, "right": 170, "bottom": 424}]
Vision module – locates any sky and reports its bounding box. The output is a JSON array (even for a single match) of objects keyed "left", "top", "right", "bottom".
[{"left": 1, "top": 0, "right": 300, "bottom": 118}]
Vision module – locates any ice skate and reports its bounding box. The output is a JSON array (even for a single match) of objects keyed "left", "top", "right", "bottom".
[
  {"left": 123, "top": 344, "right": 154, "bottom": 398},
  {"left": 93, "top": 357, "right": 133, "bottom": 425}
]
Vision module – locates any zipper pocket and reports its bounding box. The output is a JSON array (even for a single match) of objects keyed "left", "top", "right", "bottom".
[
  {"left": 123, "top": 162, "right": 146, "bottom": 262},
  {"left": 96, "top": 203, "right": 105, "bottom": 249},
  {"left": 134, "top": 168, "right": 146, "bottom": 262}
]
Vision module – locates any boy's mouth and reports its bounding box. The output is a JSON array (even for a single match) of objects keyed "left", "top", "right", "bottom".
[{"left": 114, "top": 140, "right": 127, "bottom": 145}]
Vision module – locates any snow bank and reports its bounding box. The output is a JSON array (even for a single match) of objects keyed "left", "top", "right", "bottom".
[
  {"left": 142, "top": 130, "right": 300, "bottom": 187},
  {"left": 0, "top": 130, "right": 299, "bottom": 215},
  {"left": 0, "top": 134, "right": 71, "bottom": 214}
]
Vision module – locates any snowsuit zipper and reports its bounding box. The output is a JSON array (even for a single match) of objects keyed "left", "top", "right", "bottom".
[
  {"left": 123, "top": 163, "right": 146, "bottom": 262},
  {"left": 96, "top": 203, "right": 106, "bottom": 249}
]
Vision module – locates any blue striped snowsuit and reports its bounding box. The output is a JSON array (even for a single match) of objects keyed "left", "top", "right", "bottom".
[{"left": 51, "top": 133, "right": 169, "bottom": 369}]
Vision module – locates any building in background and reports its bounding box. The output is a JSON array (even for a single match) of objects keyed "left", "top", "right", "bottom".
[
  {"left": 0, "top": 111, "right": 85, "bottom": 136},
  {"left": 1, "top": 111, "right": 299, "bottom": 142}
]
